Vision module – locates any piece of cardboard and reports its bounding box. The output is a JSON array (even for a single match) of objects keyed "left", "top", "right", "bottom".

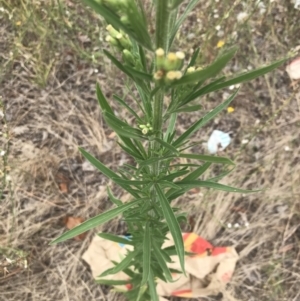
[{"left": 82, "top": 232, "right": 239, "bottom": 300}]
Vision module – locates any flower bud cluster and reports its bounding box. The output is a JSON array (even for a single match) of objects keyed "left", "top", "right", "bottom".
[
  {"left": 99, "top": 0, "right": 130, "bottom": 25},
  {"left": 105, "top": 25, "right": 132, "bottom": 50},
  {"left": 106, "top": 25, "right": 137, "bottom": 66},
  {"left": 139, "top": 123, "right": 153, "bottom": 135},
  {"left": 153, "top": 48, "right": 185, "bottom": 84}
]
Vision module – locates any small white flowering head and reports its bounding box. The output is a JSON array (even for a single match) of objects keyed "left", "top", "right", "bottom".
[
  {"left": 175, "top": 51, "right": 185, "bottom": 60},
  {"left": 187, "top": 66, "right": 196, "bottom": 73},
  {"left": 237, "top": 12, "right": 248, "bottom": 23},
  {"left": 164, "top": 52, "right": 178, "bottom": 71}
]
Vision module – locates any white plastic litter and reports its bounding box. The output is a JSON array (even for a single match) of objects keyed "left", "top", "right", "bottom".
[
  {"left": 207, "top": 130, "right": 231, "bottom": 154},
  {"left": 293, "top": 0, "right": 300, "bottom": 10},
  {"left": 286, "top": 57, "right": 300, "bottom": 80}
]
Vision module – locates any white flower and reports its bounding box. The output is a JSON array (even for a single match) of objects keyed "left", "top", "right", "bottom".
[
  {"left": 0, "top": 150, "right": 5, "bottom": 156},
  {"left": 237, "top": 12, "right": 248, "bottom": 23}
]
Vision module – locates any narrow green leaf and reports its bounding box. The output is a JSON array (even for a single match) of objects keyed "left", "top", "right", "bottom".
[
  {"left": 103, "top": 111, "right": 144, "bottom": 140},
  {"left": 160, "top": 180, "right": 182, "bottom": 190},
  {"left": 164, "top": 113, "right": 177, "bottom": 143},
  {"left": 118, "top": 142, "right": 144, "bottom": 160},
  {"left": 206, "top": 58, "right": 286, "bottom": 92},
  {"left": 148, "top": 269, "right": 159, "bottom": 301},
  {"left": 170, "top": 0, "right": 185, "bottom": 9},
  {"left": 82, "top": 0, "right": 152, "bottom": 50},
  {"left": 79, "top": 147, "right": 118, "bottom": 180},
  {"left": 150, "top": 86, "right": 161, "bottom": 98},
  {"left": 153, "top": 242, "right": 173, "bottom": 281},
  {"left": 174, "top": 180, "right": 261, "bottom": 193},
  {"left": 138, "top": 45, "right": 147, "bottom": 72},
  {"left": 173, "top": 89, "right": 239, "bottom": 147},
  {"left": 141, "top": 223, "right": 151, "bottom": 286},
  {"left": 100, "top": 249, "right": 138, "bottom": 277},
  {"left": 113, "top": 95, "right": 141, "bottom": 120},
  {"left": 181, "top": 76, "right": 226, "bottom": 106},
  {"left": 179, "top": 153, "right": 234, "bottom": 165},
  {"left": 170, "top": 104, "right": 202, "bottom": 113},
  {"left": 107, "top": 187, "right": 123, "bottom": 206},
  {"left": 79, "top": 148, "right": 140, "bottom": 198},
  {"left": 112, "top": 177, "right": 150, "bottom": 186},
  {"left": 137, "top": 284, "right": 148, "bottom": 301},
  {"left": 169, "top": 0, "right": 199, "bottom": 47},
  {"left": 124, "top": 65, "right": 153, "bottom": 81},
  {"left": 187, "top": 47, "right": 200, "bottom": 68},
  {"left": 171, "top": 47, "right": 237, "bottom": 86},
  {"left": 95, "top": 279, "right": 132, "bottom": 285},
  {"left": 185, "top": 58, "right": 286, "bottom": 103},
  {"left": 125, "top": 1, "right": 153, "bottom": 50},
  {"left": 103, "top": 50, "right": 134, "bottom": 79},
  {"left": 154, "top": 184, "right": 185, "bottom": 274},
  {"left": 161, "top": 169, "right": 190, "bottom": 182},
  {"left": 154, "top": 138, "right": 179, "bottom": 155},
  {"left": 97, "top": 233, "right": 134, "bottom": 246},
  {"left": 206, "top": 166, "right": 235, "bottom": 182},
  {"left": 96, "top": 83, "right": 113, "bottom": 114},
  {"left": 120, "top": 137, "right": 145, "bottom": 159},
  {"left": 133, "top": 140, "right": 147, "bottom": 159},
  {"left": 50, "top": 199, "right": 142, "bottom": 244},
  {"left": 139, "top": 155, "right": 175, "bottom": 168},
  {"left": 182, "top": 162, "right": 212, "bottom": 181}
]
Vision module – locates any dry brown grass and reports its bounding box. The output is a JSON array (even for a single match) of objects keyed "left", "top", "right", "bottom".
[{"left": 1, "top": 0, "right": 300, "bottom": 300}]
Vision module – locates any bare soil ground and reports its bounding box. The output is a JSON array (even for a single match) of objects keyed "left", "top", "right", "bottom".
[{"left": 1, "top": 1, "right": 300, "bottom": 301}]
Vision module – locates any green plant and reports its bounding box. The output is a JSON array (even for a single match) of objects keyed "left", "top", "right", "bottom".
[{"left": 50, "top": 0, "right": 287, "bottom": 300}]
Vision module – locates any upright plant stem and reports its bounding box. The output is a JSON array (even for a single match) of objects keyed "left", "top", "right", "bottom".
[
  {"left": 151, "top": 89, "right": 164, "bottom": 177},
  {"left": 152, "top": 0, "right": 171, "bottom": 176}
]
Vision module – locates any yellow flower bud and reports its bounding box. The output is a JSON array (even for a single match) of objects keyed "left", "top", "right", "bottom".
[
  {"left": 106, "top": 25, "right": 119, "bottom": 38},
  {"left": 105, "top": 35, "right": 119, "bottom": 47},
  {"left": 155, "top": 48, "right": 165, "bottom": 69},
  {"left": 175, "top": 51, "right": 185, "bottom": 60},
  {"left": 116, "top": 33, "right": 132, "bottom": 49},
  {"left": 122, "top": 49, "right": 135, "bottom": 65},
  {"left": 187, "top": 66, "right": 195, "bottom": 73},
  {"left": 165, "top": 52, "right": 180, "bottom": 71}
]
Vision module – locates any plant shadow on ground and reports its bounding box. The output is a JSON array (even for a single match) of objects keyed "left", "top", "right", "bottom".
[{"left": 0, "top": 0, "right": 300, "bottom": 300}]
